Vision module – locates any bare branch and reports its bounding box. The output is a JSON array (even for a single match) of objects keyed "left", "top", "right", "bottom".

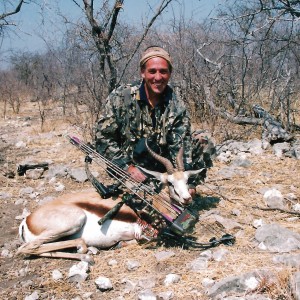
[
  {"left": 107, "top": 0, "right": 123, "bottom": 41},
  {"left": 0, "top": 0, "right": 25, "bottom": 21},
  {"left": 196, "top": 44, "right": 222, "bottom": 68},
  {"left": 203, "top": 85, "right": 263, "bottom": 126},
  {"left": 117, "top": 0, "right": 173, "bottom": 86}
]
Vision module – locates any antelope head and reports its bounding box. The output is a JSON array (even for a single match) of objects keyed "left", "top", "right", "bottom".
[{"left": 139, "top": 140, "right": 205, "bottom": 206}]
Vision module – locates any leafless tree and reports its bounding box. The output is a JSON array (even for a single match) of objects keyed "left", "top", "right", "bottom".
[
  {"left": 70, "top": 0, "right": 173, "bottom": 92},
  {"left": 9, "top": 51, "right": 57, "bottom": 129},
  {"left": 0, "top": 0, "right": 26, "bottom": 41},
  {"left": 0, "top": 68, "right": 28, "bottom": 117},
  {"left": 2, "top": 0, "right": 299, "bottom": 141},
  {"left": 0, "top": 0, "right": 25, "bottom": 23},
  {"left": 193, "top": 0, "right": 300, "bottom": 134}
]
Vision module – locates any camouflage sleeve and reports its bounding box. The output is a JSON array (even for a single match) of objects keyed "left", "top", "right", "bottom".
[{"left": 94, "top": 91, "right": 131, "bottom": 168}]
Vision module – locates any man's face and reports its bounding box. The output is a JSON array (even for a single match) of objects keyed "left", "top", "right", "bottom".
[{"left": 141, "top": 57, "right": 171, "bottom": 96}]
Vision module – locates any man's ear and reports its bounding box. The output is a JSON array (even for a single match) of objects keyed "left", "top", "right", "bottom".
[{"left": 141, "top": 69, "right": 145, "bottom": 79}]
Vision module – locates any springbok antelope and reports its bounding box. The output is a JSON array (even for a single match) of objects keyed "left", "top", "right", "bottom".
[
  {"left": 140, "top": 143, "right": 204, "bottom": 206},
  {"left": 17, "top": 142, "right": 204, "bottom": 262}
]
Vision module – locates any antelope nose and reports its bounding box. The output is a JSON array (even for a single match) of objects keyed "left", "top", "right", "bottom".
[{"left": 183, "top": 196, "right": 192, "bottom": 205}]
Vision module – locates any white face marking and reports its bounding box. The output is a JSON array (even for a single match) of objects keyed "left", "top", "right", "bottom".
[
  {"left": 167, "top": 172, "right": 192, "bottom": 205},
  {"left": 139, "top": 166, "right": 204, "bottom": 205}
]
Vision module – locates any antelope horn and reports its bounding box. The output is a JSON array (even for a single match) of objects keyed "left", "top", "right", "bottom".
[
  {"left": 176, "top": 146, "right": 185, "bottom": 171},
  {"left": 145, "top": 139, "right": 174, "bottom": 174}
]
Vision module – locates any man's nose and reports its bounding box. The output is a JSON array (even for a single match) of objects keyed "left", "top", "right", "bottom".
[{"left": 154, "top": 72, "right": 162, "bottom": 81}]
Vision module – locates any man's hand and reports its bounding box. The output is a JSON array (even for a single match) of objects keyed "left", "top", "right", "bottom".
[{"left": 127, "top": 165, "right": 147, "bottom": 182}]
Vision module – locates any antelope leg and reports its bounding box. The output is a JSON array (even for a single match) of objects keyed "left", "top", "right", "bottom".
[
  {"left": 17, "top": 238, "right": 87, "bottom": 255},
  {"left": 38, "top": 251, "right": 94, "bottom": 264}
]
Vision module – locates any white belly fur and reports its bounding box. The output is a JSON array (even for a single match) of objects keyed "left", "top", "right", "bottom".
[
  {"left": 19, "top": 211, "right": 142, "bottom": 249},
  {"left": 70, "top": 211, "right": 142, "bottom": 248}
]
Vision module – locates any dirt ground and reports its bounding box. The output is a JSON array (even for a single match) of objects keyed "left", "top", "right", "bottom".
[{"left": 0, "top": 101, "right": 299, "bottom": 300}]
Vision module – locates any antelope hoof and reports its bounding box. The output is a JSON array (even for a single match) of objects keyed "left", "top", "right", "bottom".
[
  {"left": 77, "top": 239, "right": 88, "bottom": 254},
  {"left": 80, "top": 254, "right": 95, "bottom": 265}
]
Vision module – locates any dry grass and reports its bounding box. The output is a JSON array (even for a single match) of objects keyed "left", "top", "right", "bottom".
[{"left": 0, "top": 100, "right": 299, "bottom": 300}]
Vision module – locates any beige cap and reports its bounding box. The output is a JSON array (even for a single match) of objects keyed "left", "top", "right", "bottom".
[{"left": 139, "top": 46, "right": 172, "bottom": 71}]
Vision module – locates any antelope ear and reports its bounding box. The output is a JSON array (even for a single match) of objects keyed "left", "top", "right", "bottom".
[
  {"left": 184, "top": 168, "right": 206, "bottom": 177},
  {"left": 138, "top": 167, "right": 168, "bottom": 183}
]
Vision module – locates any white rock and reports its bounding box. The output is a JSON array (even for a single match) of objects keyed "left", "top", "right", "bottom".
[
  {"left": 82, "top": 292, "right": 94, "bottom": 299},
  {"left": 88, "top": 246, "right": 99, "bottom": 255},
  {"left": 212, "top": 248, "right": 229, "bottom": 262},
  {"left": 0, "top": 192, "right": 12, "bottom": 200},
  {"left": 137, "top": 290, "right": 157, "bottom": 300},
  {"left": 95, "top": 276, "right": 113, "bottom": 291},
  {"left": 202, "top": 277, "right": 215, "bottom": 287},
  {"left": 232, "top": 208, "right": 241, "bottom": 216},
  {"left": 108, "top": 259, "right": 118, "bottom": 266},
  {"left": 52, "top": 269, "right": 63, "bottom": 281},
  {"left": 121, "top": 278, "right": 137, "bottom": 293},
  {"left": 14, "top": 198, "right": 26, "bottom": 205},
  {"left": 187, "top": 257, "right": 209, "bottom": 271},
  {"left": 154, "top": 250, "right": 175, "bottom": 261},
  {"left": 1, "top": 249, "right": 11, "bottom": 258},
  {"left": 55, "top": 182, "right": 65, "bottom": 192},
  {"left": 158, "top": 291, "right": 174, "bottom": 300},
  {"left": 68, "top": 261, "right": 89, "bottom": 282},
  {"left": 164, "top": 273, "right": 181, "bottom": 286},
  {"left": 248, "top": 139, "right": 264, "bottom": 155},
  {"left": 287, "top": 217, "right": 299, "bottom": 222},
  {"left": 21, "top": 279, "right": 33, "bottom": 288},
  {"left": 25, "top": 168, "right": 44, "bottom": 180},
  {"left": 29, "top": 192, "right": 39, "bottom": 199},
  {"left": 290, "top": 185, "right": 297, "bottom": 192},
  {"left": 24, "top": 290, "right": 39, "bottom": 300},
  {"left": 48, "top": 177, "right": 56, "bottom": 184},
  {"left": 38, "top": 196, "right": 54, "bottom": 206},
  {"left": 217, "top": 151, "right": 231, "bottom": 163},
  {"left": 263, "top": 188, "right": 283, "bottom": 200},
  {"left": 19, "top": 186, "right": 34, "bottom": 196},
  {"left": 244, "top": 276, "right": 260, "bottom": 290},
  {"left": 200, "top": 250, "right": 212, "bottom": 259},
  {"left": 258, "top": 242, "right": 267, "bottom": 250},
  {"left": 287, "top": 193, "right": 297, "bottom": 201},
  {"left": 253, "top": 219, "right": 265, "bottom": 228},
  {"left": 293, "top": 203, "right": 300, "bottom": 211},
  {"left": 126, "top": 260, "right": 140, "bottom": 270},
  {"left": 138, "top": 277, "right": 156, "bottom": 289},
  {"left": 18, "top": 267, "right": 29, "bottom": 276},
  {"left": 263, "top": 188, "right": 285, "bottom": 209},
  {"left": 15, "top": 141, "right": 27, "bottom": 148}
]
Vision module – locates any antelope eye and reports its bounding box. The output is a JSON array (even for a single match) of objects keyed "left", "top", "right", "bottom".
[{"left": 168, "top": 181, "right": 175, "bottom": 188}]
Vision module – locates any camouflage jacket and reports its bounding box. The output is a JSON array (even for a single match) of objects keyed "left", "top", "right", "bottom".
[{"left": 95, "top": 81, "right": 195, "bottom": 179}]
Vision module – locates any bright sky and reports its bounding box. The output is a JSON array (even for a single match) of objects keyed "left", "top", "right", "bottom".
[{"left": 0, "top": 0, "right": 221, "bottom": 67}]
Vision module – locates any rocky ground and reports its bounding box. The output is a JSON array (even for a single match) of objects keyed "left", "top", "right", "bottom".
[{"left": 0, "top": 101, "right": 299, "bottom": 300}]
